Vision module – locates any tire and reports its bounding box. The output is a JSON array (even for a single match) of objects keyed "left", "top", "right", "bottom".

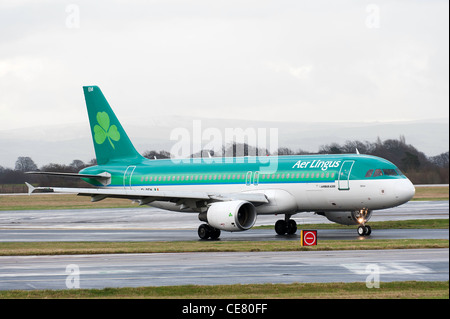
[
  {"left": 198, "top": 224, "right": 211, "bottom": 239},
  {"left": 275, "top": 220, "right": 287, "bottom": 235},
  {"left": 210, "top": 228, "right": 221, "bottom": 240},
  {"left": 357, "top": 225, "right": 366, "bottom": 236},
  {"left": 286, "top": 219, "right": 297, "bottom": 235}
]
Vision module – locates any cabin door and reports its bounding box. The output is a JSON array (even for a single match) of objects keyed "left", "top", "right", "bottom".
[
  {"left": 123, "top": 165, "right": 136, "bottom": 189},
  {"left": 338, "top": 160, "right": 354, "bottom": 190}
]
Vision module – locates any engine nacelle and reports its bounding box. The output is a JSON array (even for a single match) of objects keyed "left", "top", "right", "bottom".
[
  {"left": 202, "top": 200, "right": 257, "bottom": 232},
  {"left": 320, "top": 210, "right": 373, "bottom": 226}
]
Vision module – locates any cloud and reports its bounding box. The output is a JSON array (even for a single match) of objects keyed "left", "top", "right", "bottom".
[
  {"left": 0, "top": 0, "right": 448, "bottom": 131},
  {"left": 0, "top": 57, "right": 44, "bottom": 81}
]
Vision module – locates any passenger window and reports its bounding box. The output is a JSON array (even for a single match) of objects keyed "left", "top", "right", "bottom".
[
  {"left": 373, "top": 169, "right": 383, "bottom": 177},
  {"left": 365, "top": 169, "right": 374, "bottom": 177}
]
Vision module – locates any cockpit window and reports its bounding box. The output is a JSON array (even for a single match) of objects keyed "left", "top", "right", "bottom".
[
  {"left": 395, "top": 168, "right": 404, "bottom": 176},
  {"left": 365, "top": 169, "right": 374, "bottom": 177},
  {"left": 373, "top": 169, "right": 383, "bottom": 177},
  {"left": 382, "top": 169, "right": 398, "bottom": 176}
]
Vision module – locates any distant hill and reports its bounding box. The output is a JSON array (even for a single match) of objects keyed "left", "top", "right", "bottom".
[{"left": 0, "top": 116, "right": 448, "bottom": 168}]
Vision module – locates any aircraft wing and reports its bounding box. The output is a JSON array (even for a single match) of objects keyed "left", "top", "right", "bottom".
[{"left": 25, "top": 183, "right": 268, "bottom": 210}]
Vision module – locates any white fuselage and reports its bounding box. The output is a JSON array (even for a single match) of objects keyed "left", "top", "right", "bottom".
[{"left": 133, "top": 177, "right": 415, "bottom": 215}]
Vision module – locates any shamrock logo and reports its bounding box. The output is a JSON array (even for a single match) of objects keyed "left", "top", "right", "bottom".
[{"left": 93, "top": 112, "right": 120, "bottom": 149}]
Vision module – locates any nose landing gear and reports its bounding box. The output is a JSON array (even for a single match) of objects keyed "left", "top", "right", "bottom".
[
  {"left": 357, "top": 224, "right": 372, "bottom": 236},
  {"left": 356, "top": 209, "right": 371, "bottom": 236}
]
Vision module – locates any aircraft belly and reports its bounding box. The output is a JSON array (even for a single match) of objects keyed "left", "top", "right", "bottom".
[{"left": 148, "top": 201, "right": 195, "bottom": 213}]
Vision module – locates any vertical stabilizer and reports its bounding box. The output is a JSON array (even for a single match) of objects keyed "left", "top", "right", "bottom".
[{"left": 83, "top": 86, "right": 144, "bottom": 165}]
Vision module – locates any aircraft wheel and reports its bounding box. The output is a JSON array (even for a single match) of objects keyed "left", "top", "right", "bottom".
[
  {"left": 275, "top": 220, "right": 287, "bottom": 235},
  {"left": 357, "top": 225, "right": 366, "bottom": 236},
  {"left": 286, "top": 219, "right": 297, "bottom": 235},
  {"left": 357, "top": 225, "right": 372, "bottom": 236},
  {"left": 198, "top": 224, "right": 221, "bottom": 240},
  {"left": 210, "top": 228, "right": 221, "bottom": 240},
  {"left": 198, "top": 224, "right": 211, "bottom": 239}
]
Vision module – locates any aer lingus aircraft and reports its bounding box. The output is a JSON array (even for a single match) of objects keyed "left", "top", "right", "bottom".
[{"left": 26, "top": 86, "right": 415, "bottom": 239}]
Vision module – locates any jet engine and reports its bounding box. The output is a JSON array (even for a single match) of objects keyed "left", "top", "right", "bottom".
[
  {"left": 318, "top": 209, "right": 372, "bottom": 226},
  {"left": 199, "top": 200, "right": 257, "bottom": 232}
]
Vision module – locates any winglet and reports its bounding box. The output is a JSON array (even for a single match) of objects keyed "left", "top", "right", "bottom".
[{"left": 25, "top": 182, "right": 35, "bottom": 195}]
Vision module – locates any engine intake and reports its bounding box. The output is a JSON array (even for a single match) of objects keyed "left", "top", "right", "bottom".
[{"left": 201, "top": 200, "right": 257, "bottom": 231}]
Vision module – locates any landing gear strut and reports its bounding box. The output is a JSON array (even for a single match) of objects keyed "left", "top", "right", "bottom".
[
  {"left": 355, "top": 209, "right": 372, "bottom": 236},
  {"left": 198, "top": 224, "right": 221, "bottom": 240},
  {"left": 275, "top": 215, "right": 297, "bottom": 235}
]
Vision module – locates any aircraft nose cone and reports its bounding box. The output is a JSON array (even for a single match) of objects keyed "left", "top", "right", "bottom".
[{"left": 395, "top": 179, "right": 415, "bottom": 204}]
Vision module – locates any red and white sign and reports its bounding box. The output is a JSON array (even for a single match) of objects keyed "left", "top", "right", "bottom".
[{"left": 300, "top": 230, "right": 317, "bottom": 246}]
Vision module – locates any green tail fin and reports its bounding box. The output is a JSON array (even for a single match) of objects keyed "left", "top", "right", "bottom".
[{"left": 83, "top": 86, "right": 144, "bottom": 165}]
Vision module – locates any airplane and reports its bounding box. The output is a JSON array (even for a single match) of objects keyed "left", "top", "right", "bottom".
[{"left": 26, "top": 86, "right": 416, "bottom": 239}]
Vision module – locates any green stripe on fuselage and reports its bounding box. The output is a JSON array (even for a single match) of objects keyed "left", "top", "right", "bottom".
[{"left": 80, "top": 154, "right": 406, "bottom": 187}]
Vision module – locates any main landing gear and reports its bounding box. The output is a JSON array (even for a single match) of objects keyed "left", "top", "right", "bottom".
[
  {"left": 198, "top": 224, "right": 221, "bottom": 240},
  {"left": 275, "top": 215, "right": 297, "bottom": 235}
]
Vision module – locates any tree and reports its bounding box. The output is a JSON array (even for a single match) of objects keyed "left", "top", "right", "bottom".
[
  {"left": 14, "top": 157, "right": 37, "bottom": 172},
  {"left": 70, "top": 159, "right": 86, "bottom": 170},
  {"left": 429, "top": 152, "right": 449, "bottom": 168},
  {"left": 143, "top": 150, "right": 171, "bottom": 159},
  {"left": 319, "top": 143, "right": 342, "bottom": 154},
  {"left": 277, "top": 147, "right": 295, "bottom": 155}
]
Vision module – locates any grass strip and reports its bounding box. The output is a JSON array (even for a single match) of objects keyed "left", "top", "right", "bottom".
[
  {"left": 0, "top": 194, "right": 138, "bottom": 211},
  {"left": 412, "top": 186, "right": 449, "bottom": 201},
  {"left": 0, "top": 281, "right": 448, "bottom": 299},
  {"left": 0, "top": 239, "right": 448, "bottom": 256}
]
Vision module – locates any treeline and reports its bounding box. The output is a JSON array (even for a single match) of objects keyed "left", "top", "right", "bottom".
[{"left": 1, "top": 137, "right": 448, "bottom": 192}]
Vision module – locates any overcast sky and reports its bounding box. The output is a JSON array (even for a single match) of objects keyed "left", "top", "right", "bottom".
[{"left": 0, "top": 0, "right": 449, "bottom": 131}]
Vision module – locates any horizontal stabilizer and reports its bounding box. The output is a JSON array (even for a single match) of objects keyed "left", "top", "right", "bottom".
[{"left": 25, "top": 171, "right": 111, "bottom": 185}]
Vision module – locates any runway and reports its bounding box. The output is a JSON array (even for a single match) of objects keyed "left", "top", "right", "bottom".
[
  {"left": 0, "top": 200, "right": 447, "bottom": 242},
  {"left": 0, "top": 200, "right": 447, "bottom": 291},
  {"left": 0, "top": 228, "right": 448, "bottom": 242},
  {"left": 0, "top": 200, "right": 447, "bottom": 230},
  {"left": 0, "top": 249, "right": 447, "bottom": 290}
]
